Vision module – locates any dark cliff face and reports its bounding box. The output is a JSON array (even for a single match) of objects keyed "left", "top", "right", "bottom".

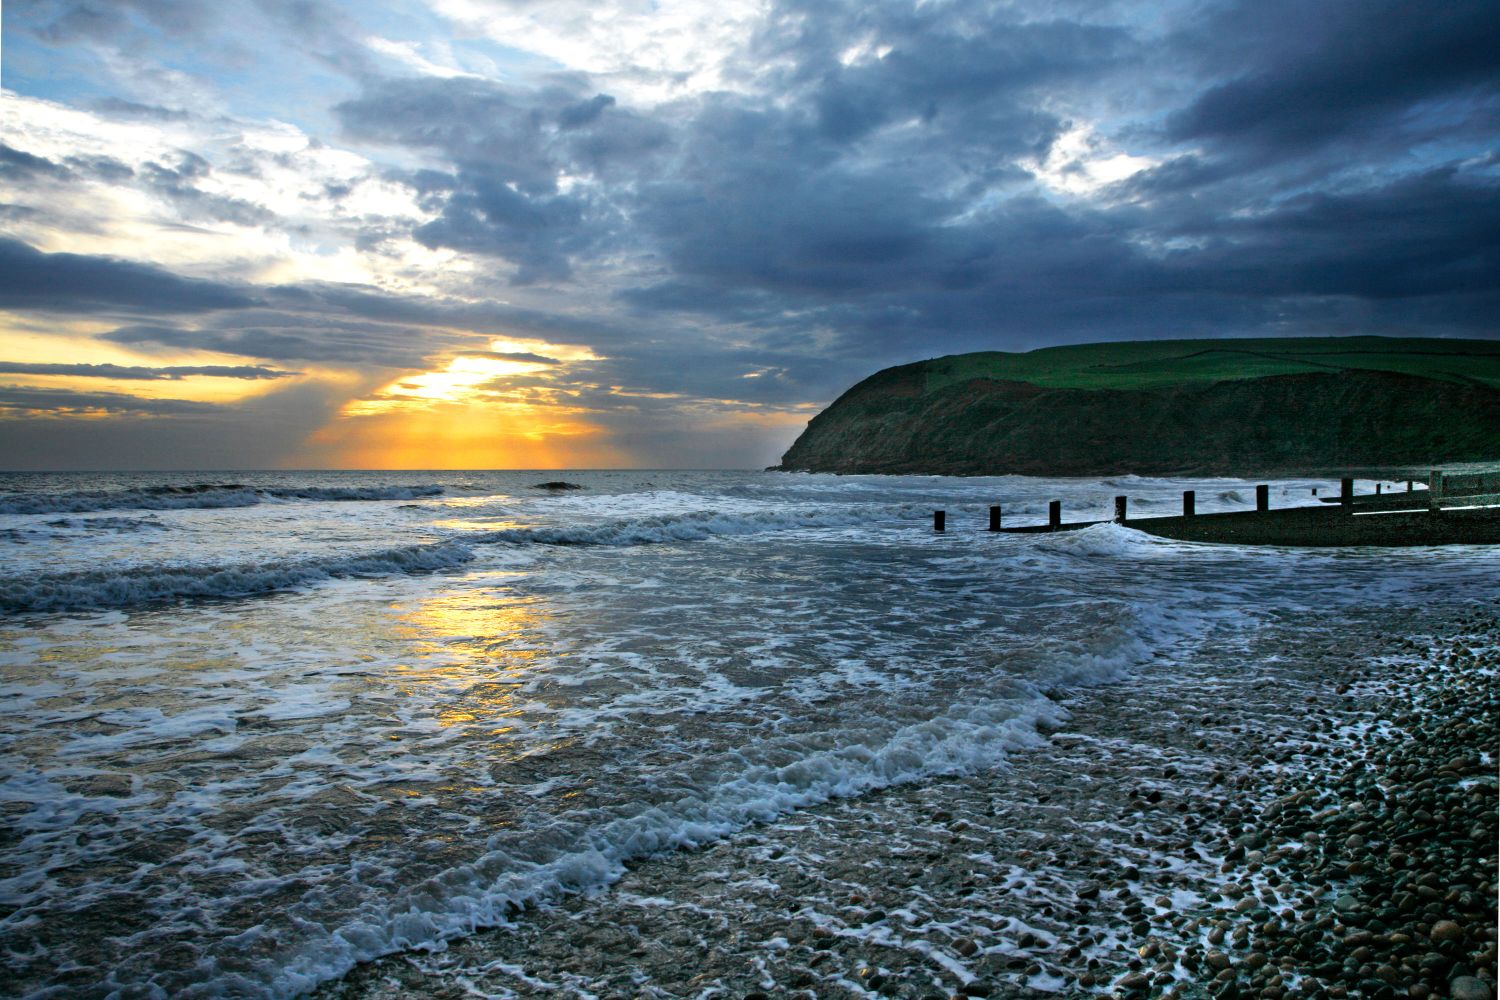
[{"left": 777, "top": 368, "right": 1500, "bottom": 476}]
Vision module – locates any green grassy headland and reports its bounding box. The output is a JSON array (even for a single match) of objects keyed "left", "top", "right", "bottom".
[{"left": 920, "top": 336, "right": 1500, "bottom": 393}]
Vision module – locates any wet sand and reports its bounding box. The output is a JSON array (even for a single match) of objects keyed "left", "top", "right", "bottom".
[{"left": 321, "top": 600, "right": 1498, "bottom": 1000}]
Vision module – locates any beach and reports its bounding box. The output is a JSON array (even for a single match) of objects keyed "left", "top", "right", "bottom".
[
  {"left": 321, "top": 602, "right": 1498, "bottom": 1000},
  {"left": 1, "top": 471, "right": 1495, "bottom": 999}
]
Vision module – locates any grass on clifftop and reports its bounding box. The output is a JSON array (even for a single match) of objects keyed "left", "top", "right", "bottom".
[{"left": 920, "top": 336, "right": 1500, "bottom": 393}]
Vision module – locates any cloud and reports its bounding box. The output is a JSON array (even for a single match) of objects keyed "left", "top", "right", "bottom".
[
  {"left": 336, "top": 76, "right": 650, "bottom": 282},
  {"left": 0, "top": 239, "right": 257, "bottom": 314},
  {"left": 558, "top": 93, "right": 616, "bottom": 129},
  {"left": 0, "top": 379, "right": 348, "bottom": 470},
  {"left": 0, "top": 385, "right": 221, "bottom": 415},
  {"left": 2, "top": 0, "right": 1498, "bottom": 470},
  {"left": 90, "top": 97, "right": 194, "bottom": 122},
  {"left": 457, "top": 351, "right": 561, "bottom": 365},
  {"left": 0, "top": 143, "right": 71, "bottom": 180},
  {"left": 0, "top": 361, "right": 298, "bottom": 380},
  {"left": 139, "top": 151, "right": 277, "bottom": 226},
  {"left": 1166, "top": 0, "right": 1500, "bottom": 161},
  {"left": 97, "top": 315, "right": 449, "bottom": 368}
]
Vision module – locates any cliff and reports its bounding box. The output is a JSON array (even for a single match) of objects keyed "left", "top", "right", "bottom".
[{"left": 776, "top": 337, "right": 1500, "bottom": 476}]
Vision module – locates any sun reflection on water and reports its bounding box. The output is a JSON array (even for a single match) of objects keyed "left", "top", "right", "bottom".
[{"left": 390, "top": 587, "right": 555, "bottom": 734}]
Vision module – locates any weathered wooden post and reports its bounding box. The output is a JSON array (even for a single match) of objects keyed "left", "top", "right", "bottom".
[
  {"left": 934, "top": 510, "right": 945, "bottom": 533},
  {"left": 988, "top": 505, "right": 1001, "bottom": 532},
  {"left": 1256, "top": 484, "right": 1269, "bottom": 512},
  {"left": 1183, "top": 490, "right": 1196, "bottom": 517},
  {"left": 1429, "top": 470, "right": 1443, "bottom": 512},
  {"left": 1340, "top": 478, "right": 1354, "bottom": 509},
  {"left": 1114, "top": 496, "right": 1128, "bottom": 523},
  {"left": 1048, "top": 500, "right": 1061, "bottom": 530},
  {"left": 1406, "top": 479, "right": 1414, "bottom": 492},
  {"left": 1376, "top": 483, "right": 1383, "bottom": 495}
]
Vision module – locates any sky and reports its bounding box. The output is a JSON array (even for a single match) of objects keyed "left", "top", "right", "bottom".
[{"left": 1, "top": 0, "right": 1497, "bottom": 470}]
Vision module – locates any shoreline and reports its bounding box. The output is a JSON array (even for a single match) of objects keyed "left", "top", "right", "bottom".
[{"left": 320, "top": 602, "right": 1498, "bottom": 1000}]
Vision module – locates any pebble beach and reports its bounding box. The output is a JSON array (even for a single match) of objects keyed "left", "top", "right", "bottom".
[
  {"left": 323, "top": 601, "right": 1498, "bottom": 1000},
  {"left": 6, "top": 472, "right": 1496, "bottom": 999}
]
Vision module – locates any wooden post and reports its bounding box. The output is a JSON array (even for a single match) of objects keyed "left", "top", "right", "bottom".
[
  {"left": 934, "top": 510, "right": 945, "bottom": 533},
  {"left": 1312, "top": 487, "right": 1318, "bottom": 496},
  {"left": 1048, "top": 500, "right": 1061, "bottom": 530},
  {"left": 1376, "top": 483, "right": 1383, "bottom": 495},
  {"left": 1429, "top": 470, "right": 1442, "bottom": 512},
  {"left": 1114, "top": 496, "right": 1128, "bottom": 523},
  {"left": 1406, "top": 479, "right": 1413, "bottom": 492},
  {"left": 1340, "top": 478, "right": 1353, "bottom": 509},
  {"left": 1183, "top": 490, "right": 1196, "bottom": 517},
  {"left": 1256, "top": 484, "right": 1269, "bottom": 512},
  {"left": 988, "top": 505, "right": 1001, "bottom": 532}
]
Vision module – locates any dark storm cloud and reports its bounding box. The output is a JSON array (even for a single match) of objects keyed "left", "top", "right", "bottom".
[
  {"left": 98, "top": 315, "right": 448, "bottom": 368},
  {"left": 558, "top": 94, "right": 616, "bottom": 129},
  {"left": 751, "top": 0, "right": 1132, "bottom": 146},
  {"left": 0, "top": 362, "right": 297, "bottom": 380},
  {"left": 1, "top": 144, "right": 137, "bottom": 186},
  {"left": 0, "top": 239, "right": 257, "bottom": 314},
  {"left": 571, "top": 0, "right": 1500, "bottom": 360},
  {"left": 0, "top": 385, "right": 220, "bottom": 415},
  {"left": 1160, "top": 167, "right": 1500, "bottom": 300},
  {"left": 6, "top": 0, "right": 1499, "bottom": 471},
  {"left": 1167, "top": 0, "right": 1500, "bottom": 160},
  {"left": 140, "top": 152, "right": 276, "bottom": 226},
  {"left": 337, "top": 76, "right": 665, "bottom": 282},
  {"left": 0, "top": 144, "right": 71, "bottom": 180},
  {"left": 411, "top": 176, "right": 593, "bottom": 284}
]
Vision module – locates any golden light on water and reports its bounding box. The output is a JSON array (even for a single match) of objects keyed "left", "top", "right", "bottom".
[{"left": 391, "top": 588, "right": 574, "bottom": 753}]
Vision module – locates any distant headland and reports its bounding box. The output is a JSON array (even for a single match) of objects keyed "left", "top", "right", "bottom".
[{"left": 775, "top": 336, "right": 1500, "bottom": 477}]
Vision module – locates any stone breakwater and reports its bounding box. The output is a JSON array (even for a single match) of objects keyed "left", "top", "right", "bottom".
[{"left": 322, "top": 604, "right": 1497, "bottom": 1000}]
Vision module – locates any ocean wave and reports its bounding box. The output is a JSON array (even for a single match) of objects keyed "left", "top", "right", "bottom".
[
  {"left": 2, "top": 516, "right": 169, "bottom": 544},
  {"left": 0, "top": 483, "right": 446, "bottom": 515},
  {"left": 0, "top": 541, "right": 474, "bottom": 613},
  {"left": 261, "top": 485, "right": 446, "bottom": 503},
  {"left": 469, "top": 506, "right": 907, "bottom": 547},
  {"left": 198, "top": 694, "right": 1072, "bottom": 998}
]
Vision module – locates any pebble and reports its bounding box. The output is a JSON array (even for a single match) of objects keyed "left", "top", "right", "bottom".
[
  {"left": 1429, "top": 920, "right": 1464, "bottom": 943},
  {"left": 1451, "top": 978, "right": 1494, "bottom": 1000}
]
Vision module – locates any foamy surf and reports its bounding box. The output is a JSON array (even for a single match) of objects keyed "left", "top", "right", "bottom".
[
  {"left": 3, "top": 469, "right": 1497, "bottom": 1000},
  {"left": 0, "top": 482, "right": 447, "bottom": 515},
  {"left": 0, "top": 539, "right": 475, "bottom": 612}
]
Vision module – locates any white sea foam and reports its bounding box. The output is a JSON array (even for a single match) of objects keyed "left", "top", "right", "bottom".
[
  {"left": 469, "top": 505, "right": 916, "bottom": 547},
  {"left": 0, "top": 482, "right": 446, "bottom": 515},
  {"left": 199, "top": 691, "right": 1074, "bottom": 998},
  {"left": 0, "top": 540, "right": 474, "bottom": 612}
]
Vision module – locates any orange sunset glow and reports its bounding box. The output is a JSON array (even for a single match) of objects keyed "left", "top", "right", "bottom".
[{"left": 303, "top": 337, "right": 621, "bottom": 468}]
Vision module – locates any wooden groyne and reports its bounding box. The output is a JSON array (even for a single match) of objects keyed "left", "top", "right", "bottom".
[{"left": 931, "top": 470, "right": 1500, "bottom": 546}]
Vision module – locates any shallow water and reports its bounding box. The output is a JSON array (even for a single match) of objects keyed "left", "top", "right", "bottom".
[{"left": 1, "top": 470, "right": 1493, "bottom": 998}]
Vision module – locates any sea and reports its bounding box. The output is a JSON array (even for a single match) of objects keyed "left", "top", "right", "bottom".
[{"left": 1, "top": 469, "right": 1495, "bottom": 998}]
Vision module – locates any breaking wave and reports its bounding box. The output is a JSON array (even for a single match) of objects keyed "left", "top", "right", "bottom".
[
  {"left": 0, "top": 483, "right": 446, "bottom": 516},
  {"left": 0, "top": 541, "right": 475, "bottom": 613},
  {"left": 469, "top": 505, "right": 912, "bottom": 547}
]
